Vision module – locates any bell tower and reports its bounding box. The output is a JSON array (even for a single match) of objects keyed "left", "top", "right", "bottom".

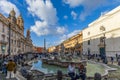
[
  {"left": 8, "top": 8, "right": 16, "bottom": 23},
  {"left": 17, "top": 14, "right": 24, "bottom": 29},
  {"left": 26, "top": 29, "right": 31, "bottom": 39}
]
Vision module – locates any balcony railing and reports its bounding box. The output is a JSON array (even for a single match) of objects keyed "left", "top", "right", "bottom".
[{"left": 0, "top": 40, "right": 8, "bottom": 44}]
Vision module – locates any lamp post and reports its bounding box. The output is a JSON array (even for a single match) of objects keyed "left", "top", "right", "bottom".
[
  {"left": 103, "top": 33, "right": 107, "bottom": 64},
  {"left": 8, "top": 22, "right": 11, "bottom": 55},
  {"left": 103, "top": 34, "right": 106, "bottom": 56}
]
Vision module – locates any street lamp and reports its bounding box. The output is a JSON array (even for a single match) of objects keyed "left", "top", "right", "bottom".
[
  {"left": 103, "top": 33, "right": 107, "bottom": 64},
  {"left": 103, "top": 34, "right": 106, "bottom": 56},
  {"left": 8, "top": 22, "right": 11, "bottom": 55},
  {"left": 1, "top": 43, "right": 6, "bottom": 61},
  {"left": 1, "top": 44, "right": 6, "bottom": 55}
]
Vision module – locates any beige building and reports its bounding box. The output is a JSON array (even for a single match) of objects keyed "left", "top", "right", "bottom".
[
  {"left": 54, "top": 45, "right": 61, "bottom": 53},
  {"left": 0, "top": 9, "right": 33, "bottom": 55},
  {"left": 63, "top": 32, "right": 83, "bottom": 55},
  {"left": 82, "top": 6, "right": 120, "bottom": 57},
  {"left": 48, "top": 46, "right": 56, "bottom": 53}
]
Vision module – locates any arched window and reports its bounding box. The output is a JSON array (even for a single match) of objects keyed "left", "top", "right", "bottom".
[
  {"left": 2, "top": 23, "right": 4, "bottom": 32},
  {"left": 88, "top": 40, "right": 90, "bottom": 45},
  {"left": 88, "top": 32, "right": 90, "bottom": 35}
]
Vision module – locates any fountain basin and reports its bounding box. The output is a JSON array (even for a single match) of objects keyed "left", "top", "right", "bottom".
[
  {"left": 42, "top": 58, "right": 87, "bottom": 67},
  {"left": 31, "top": 60, "right": 117, "bottom": 78}
]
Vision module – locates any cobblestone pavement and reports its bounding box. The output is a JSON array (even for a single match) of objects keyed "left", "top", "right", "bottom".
[
  {"left": 0, "top": 71, "right": 27, "bottom": 80},
  {"left": 0, "top": 73, "right": 17, "bottom": 80},
  {"left": 107, "top": 64, "right": 120, "bottom": 80}
]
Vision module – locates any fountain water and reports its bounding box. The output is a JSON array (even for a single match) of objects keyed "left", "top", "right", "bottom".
[{"left": 31, "top": 60, "right": 117, "bottom": 78}]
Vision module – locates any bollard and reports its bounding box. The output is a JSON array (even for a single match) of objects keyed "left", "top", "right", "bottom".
[
  {"left": 94, "top": 73, "right": 101, "bottom": 80},
  {"left": 57, "top": 70, "right": 62, "bottom": 80}
]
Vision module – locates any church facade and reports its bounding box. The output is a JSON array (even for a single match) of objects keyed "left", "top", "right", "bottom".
[
  {"left": 82, "top": 6, "right": 120, "bottom": 57},
  {"left": 0, "top": 9, "right": 33, "bottom": 55}
]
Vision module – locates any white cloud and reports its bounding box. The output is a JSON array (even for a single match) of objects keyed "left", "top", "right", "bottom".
[
  {"left": 26, "top": 0, "right": 57, "bottom": 25},
  {"left": 30, "top": 21, "right": 49, "bottom": 36},
  {"left": 0, "top": 0, "right": 20, "bottom": 17},
  {"left": 71, "top": 11, "right": 77, "bottom": 20},
  {"left": 26, "top": 0, "right": 67, "bottom": 36},
  {"left": 64, "top": 15, "right": 68, "bottom": 19},
  {"left": 63, "top": 0, "right": 83, "bottom": 8},
  {"left": 60, "top": 29, "right": 81, "bottom": 42},
  {"left": 30, "top": 21, "right": 67, "bottom": 36},
  {"left": 57, "top": 27, "right": 67, "bottom": 35},
  {"left": 63, "top": 0, "right": 110, "bottom": 21},
  {"left": 79, "top": 0, "right": 109, "bottom": 21}
]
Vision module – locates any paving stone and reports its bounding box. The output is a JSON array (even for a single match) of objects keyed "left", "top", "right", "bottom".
[{"left": 0, "top": 73, "right": 17, "bottom": 80}]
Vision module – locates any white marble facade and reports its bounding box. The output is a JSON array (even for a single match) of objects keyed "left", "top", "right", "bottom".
[{"left": 82, "top": 6, "right": 120, "bottom": 57}]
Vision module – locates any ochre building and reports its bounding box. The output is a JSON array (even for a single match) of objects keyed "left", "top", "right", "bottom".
[{"left": 63, "top": 32, "right": 83, "bottom": 55}]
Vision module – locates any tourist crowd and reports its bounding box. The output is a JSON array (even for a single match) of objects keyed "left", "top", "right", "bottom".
[
  {"left": 83, "top": 53, "right": 120, "bottom": 65},
  {"left": 0, "top": 52, "right": 120, "bottom": 80},
  {"left": 0, "top": 53, "right": 29, "bottom": 79}
]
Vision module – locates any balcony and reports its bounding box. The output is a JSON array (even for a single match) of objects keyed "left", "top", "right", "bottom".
[{"left": 0, "top": 40, "right": 8, "bottom": 44}]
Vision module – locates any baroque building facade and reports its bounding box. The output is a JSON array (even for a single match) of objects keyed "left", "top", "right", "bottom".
[
  {"left": 62, "top": 32, "right": 83, "bottom": 55},
  {"left": 0, "top": 9, "right": 33, "bottom": 55},
  {"left": 82, "top": 6, "right": 120, "bottom": 57}
]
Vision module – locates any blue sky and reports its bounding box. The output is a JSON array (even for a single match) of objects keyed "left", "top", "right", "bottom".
[{"left": 0, "top": 0, "right": 120, "bottom": 48}]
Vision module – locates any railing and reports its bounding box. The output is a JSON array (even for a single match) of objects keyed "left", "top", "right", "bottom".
[{"left": 0, "top": 40, "right": 7, "bottom": 44}]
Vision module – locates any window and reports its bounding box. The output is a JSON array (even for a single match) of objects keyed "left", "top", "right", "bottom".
[
  {"left": 88, "top": 40, "right": 90, "bottom": 45},
  {"left": 11, "top": 31, "right": 13, "bottom": 37},
  {"left": 88, "top": 32, "right": 90, "bottom": 35},
  {"left": 2, "top": 24, "right": 4, "bottom": 32},
  {"left": 7, "top": 37, "right": 8, "bottom": 41},
  {"left": 14, "top": 48, "right": 16, "bottom": 52},
  {"left": 11, "top": 49, "right": 13, "bottom": 53},
  {"left": 88, "top": 48, "right": 90, "bottom": 54},
  {"left": 18, "top": 41, "right": 20, "bottom": 47},
  {"left": 14, "top": 40, "right": 16, "bottom": 45},
  {"left": 2, "top": 35, "right": 5, "bottom": 41}
]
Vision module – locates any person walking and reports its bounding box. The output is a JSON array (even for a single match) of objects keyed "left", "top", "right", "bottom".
[
  {"left": 6, "top": 59, "right": 16, "bottom": 79},
  {"left": 2, "top": 59, "right": 8, "bottom": 76},
  {"left": 118, "top": 57, "right": 120, "bottom": 66},
  {"left": 111, "top": 56, "right": 114, "bottom": 64}
]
